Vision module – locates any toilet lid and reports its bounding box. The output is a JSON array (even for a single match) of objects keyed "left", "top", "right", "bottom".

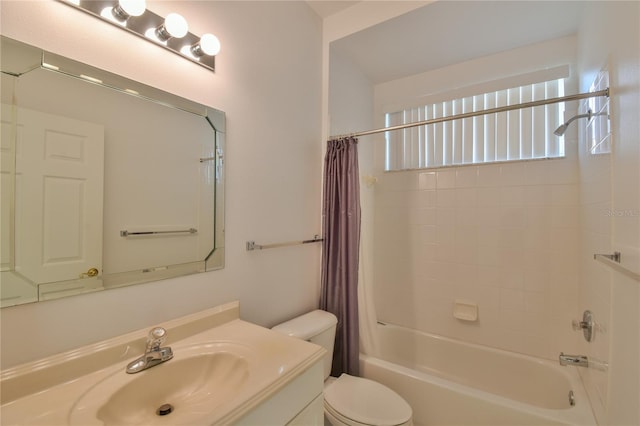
[{"left": 324, "top": 374, "right": 412, "bottom": 426}]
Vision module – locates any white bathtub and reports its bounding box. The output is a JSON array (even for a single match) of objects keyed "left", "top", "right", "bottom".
[{"left": 360, "top": 323, "right": 596, "bottom": 425}]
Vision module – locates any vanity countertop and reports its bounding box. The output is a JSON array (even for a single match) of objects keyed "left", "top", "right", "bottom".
[{"left": 0, "top": 301, "right": 325, "bottom": 425}]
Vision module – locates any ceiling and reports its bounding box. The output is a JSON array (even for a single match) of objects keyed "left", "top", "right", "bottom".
[
  {"left": 330, "top": 1, "right": 586, "bottom": 84},
  {"left": 305, "top": 1, "right": 360, "bottom": 18}
]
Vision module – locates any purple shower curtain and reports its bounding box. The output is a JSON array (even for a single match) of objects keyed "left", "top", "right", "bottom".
[{"left": 320, "top": 136, "right": 361, "bottom": 377}]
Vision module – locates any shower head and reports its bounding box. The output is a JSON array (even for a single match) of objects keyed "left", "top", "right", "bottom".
[
  {"left": 554, "top": 110, "right": 594, "bottom": 137},
  {"left": 553, "top": 123, "right": 569, "bottom": 136}
]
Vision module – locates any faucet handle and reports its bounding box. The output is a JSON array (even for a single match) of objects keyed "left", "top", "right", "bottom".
[
  {"left": 146, "top": 327, "right": 167, "bottom": 351},
  {"left": 572, "top": 310, "right": 594, "bottom": 342}
]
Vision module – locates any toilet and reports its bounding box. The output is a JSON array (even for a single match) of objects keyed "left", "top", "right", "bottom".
[{"left": 272, "top": 310, "right": 413, "bottom": 426}]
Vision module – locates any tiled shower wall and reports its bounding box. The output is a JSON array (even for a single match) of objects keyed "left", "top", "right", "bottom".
[{"left": 373, "top": 155, "right": 582, "bottom": 360}]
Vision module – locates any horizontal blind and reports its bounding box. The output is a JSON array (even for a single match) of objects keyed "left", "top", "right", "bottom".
[{"left": 385, "top": 79, "right": 565, "bottom": 171}]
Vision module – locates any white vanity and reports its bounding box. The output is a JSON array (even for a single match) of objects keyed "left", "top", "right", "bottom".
[{"left": 0, "top": 301, "right": 325, "bottom": 425}]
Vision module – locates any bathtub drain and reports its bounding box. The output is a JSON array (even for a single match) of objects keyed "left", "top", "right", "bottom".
[
  {"left": 156, "top": 403, "right": 174, "bottom": 416},
  {"left": 568, "top": 390, "right": 575, "bottom": 406}
]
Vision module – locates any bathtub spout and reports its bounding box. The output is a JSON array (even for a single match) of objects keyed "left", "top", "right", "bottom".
[{"left": 559, "top": 353, "right": 589, "bottom": 368}]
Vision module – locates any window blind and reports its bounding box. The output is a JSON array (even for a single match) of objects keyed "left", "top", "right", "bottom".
[{"left": 385, "top": 79, "right": 565, "bottom": 171}]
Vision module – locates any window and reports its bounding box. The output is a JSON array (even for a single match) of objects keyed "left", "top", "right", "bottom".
[
  {"left": 385, "top": 78, "right": 565, "bottom": 171},
  {"left": 586, "top": 68, "right": 611, "bottom": 155}
]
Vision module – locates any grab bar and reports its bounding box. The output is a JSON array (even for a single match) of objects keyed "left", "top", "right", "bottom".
[
  {"left": 246, "top": 235, "right": 323, "bottom": 251},
  {"left": 120, "top": 228, "right": 198, "bottom": 237}
]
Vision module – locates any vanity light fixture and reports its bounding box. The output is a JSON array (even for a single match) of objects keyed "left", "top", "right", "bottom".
[{"left": 58, "top": 0, "right": 219, "bottom": 72}]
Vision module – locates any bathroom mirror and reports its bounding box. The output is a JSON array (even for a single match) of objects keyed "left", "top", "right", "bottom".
[{"left": 0, "top": 36, "right": 225, "bottom": 308}]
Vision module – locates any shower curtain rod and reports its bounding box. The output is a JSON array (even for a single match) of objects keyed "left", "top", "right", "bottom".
[{"left": 330, "top": 88, "right": 609, "bottom": 140}]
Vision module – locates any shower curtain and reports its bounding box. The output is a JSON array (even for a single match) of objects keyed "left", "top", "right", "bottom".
[{"left": 320, "top": 136, "right": 361, "bottom": 377}]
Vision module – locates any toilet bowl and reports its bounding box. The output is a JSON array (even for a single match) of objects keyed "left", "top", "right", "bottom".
[
  {"left": 272, "top": 310, "right": 413, "bottom": 426},
  {"left": 324, "top": 374, "right": 412, "bottom": 426}
]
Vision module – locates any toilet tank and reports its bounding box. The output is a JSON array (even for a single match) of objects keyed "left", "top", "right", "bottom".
[{"left": 272, "top": 310, "right": 337, "bottom": 380}]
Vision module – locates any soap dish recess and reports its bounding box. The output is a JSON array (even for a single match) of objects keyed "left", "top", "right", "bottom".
[{"left": 453, "top": 299, "right": 478, "bottom": 321}]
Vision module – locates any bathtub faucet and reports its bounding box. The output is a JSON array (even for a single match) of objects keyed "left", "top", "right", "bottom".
[{"left": 558, "top": 352, "right": 589, "bottom": 368}]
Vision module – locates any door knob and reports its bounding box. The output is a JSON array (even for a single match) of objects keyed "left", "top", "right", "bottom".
[{"left": 80, "top": 267, "right": 99, "bottom": 278}]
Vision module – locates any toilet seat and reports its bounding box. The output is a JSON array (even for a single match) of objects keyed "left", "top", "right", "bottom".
[{"left": 324, "top": 374, "right": 412, "bottom": 426}]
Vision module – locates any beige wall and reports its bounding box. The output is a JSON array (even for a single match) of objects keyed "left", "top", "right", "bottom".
[{"left": 0, "top": 0, "right": 323, "bottom": 368}]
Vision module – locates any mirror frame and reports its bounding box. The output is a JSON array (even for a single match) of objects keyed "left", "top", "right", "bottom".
[{"left": 0, "top": 36, "right": 225, "bottom": 307}]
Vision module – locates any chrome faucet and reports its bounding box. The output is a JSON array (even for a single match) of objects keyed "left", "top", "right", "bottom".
[
  {"left": 559, "top": 352, "right": 589, "bottom": 368},
  {"left": 126, "top": 327, "right": 173, "bottom": 374}
]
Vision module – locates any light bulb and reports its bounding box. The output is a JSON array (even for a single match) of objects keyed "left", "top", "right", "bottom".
[
  {"left": 192, "top": 33, "right": 220, "bottom": 57},
  {"left": 117, "top": 0, "right": 146, "bottom": 17},
  {"left": 108, "top": 0, "right": 146, "bottom": 22},
  {"left": 156, "top": 13, "right": 188, "bottom": 40}
]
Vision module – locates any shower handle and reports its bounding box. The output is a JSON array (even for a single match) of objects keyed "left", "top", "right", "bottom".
[{"left": 572, "top": 310, "right": 594, "bottom": 342}]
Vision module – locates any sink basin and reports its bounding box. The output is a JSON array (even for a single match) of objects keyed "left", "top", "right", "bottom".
[{"left": 69, "top": 343, "right": 252, "bottom": 425}]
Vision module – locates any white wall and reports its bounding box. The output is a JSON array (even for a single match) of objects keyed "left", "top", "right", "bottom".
[
  {"left": 0, "top": 0, "right": 323, "bottom": 369},
  {"left": 577, "top": 2, "right": 640, "bottom": 425}
]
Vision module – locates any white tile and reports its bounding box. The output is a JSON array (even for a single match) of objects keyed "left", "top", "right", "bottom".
[
  {"left": 499, "top": 228, "right": 524, "bottom": 248},
  {"left": 500, "top": 163, "right": 525, "bottom": 186},
  {"left": 500, "top": 186, "right": 525, "bottom": 206},
  {"left": 417, "top": 225, "right": 437, "bottom": 244},
  {"left": 418, "top": 172, "right": 437, "bottom": 190},
  {"left": 499, "top": 265, "right": 525, "bottom": 289},
  {"left": 436, "top": 225, "right": 456, "bottom": 244},
  {"left": 435, "top": 244, "right": 457, "bottom": 263},
  {"left": 501, "top": 288, "right": 526, "bottom": 311},
  {"left": 551, "top": 184, "right": 579, "bottom": 206},
  {"left": 525, "top": 291, "right": 546, "bottom": 313},
  {"left": 549, "top": 228, "right": 580, "bottom": 253},
  {"left": 547, "top": 158, "right": 578, "bottom": 184},
  {"left": 477, "top": 245, "right": 501, "bottom": 266},
  {"left": 526, "top": 207, "right": 552, "bottom": 229},
  {"left": 522, "top": 249, "right": 549, "bottom": 270},
  {"left": 476, "top": 207, "right": 502, "bottom": 228},
  {"left": 500, "top": 309, "right": 526, "bottom": 332},
  {"left": 410, "top": 190, "right": 437, "bottom": 208},
  {"left": 551, "top": 206, "right": 580, "bottom": 228},
  {"left": 456, "top": 207, "right": 479, "bottom": 227},
  {"left": 456, "top": 243, "right": 478, "bottom": 265},
  {"left": 456, "top": 225, "right": 478, "bottom": 247},
  {"left": 455, "top": 166, "right": 479, "bottom": 188},
  {"left": 477, "top": 265, "right": 501, "bottom": 286},
  {"left": 477, "top": 187, "right": 501, "bottom": 207},
  {"left": 499, "top": 247, "right": 525, "bottom": 270},
  {"left": 523, "top": 266, "right": 549, "bottom": 292},
  {"left": 524, "top": 160, "right": 550, "bottom": 185},
  {"left": 524, "top": 227, "right": 550, "bottom": 250},
  {"left": 455, "top": 188, "right": 478, "bottom": 207},
  {"left": 436, "top": 189, "right": 456, "bottom": 208},
  {"left": 436, "top": 208, "right": 456, "bottom": 226},
  {"left": 477, "top": 165, "right": 502, "bottom": 187},
  {"left": 451, "top": 264, "right": 478, "bottom": 287},
  {"left": 499, "top": 207, "right": 526, "bottom": 228},
  {"left": 409, "top": 207, "right": 437, "bottom": 225},
  {"left": 436, "top": 169, "right": 456, "bottom": 189},
  {"left": 524, "top": 186, "right": 552, "bottom": 206}
]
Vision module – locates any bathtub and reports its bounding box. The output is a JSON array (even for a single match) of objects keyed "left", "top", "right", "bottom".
[{"left": 359, "top": 323, "right": 596, "bottom": 425}]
